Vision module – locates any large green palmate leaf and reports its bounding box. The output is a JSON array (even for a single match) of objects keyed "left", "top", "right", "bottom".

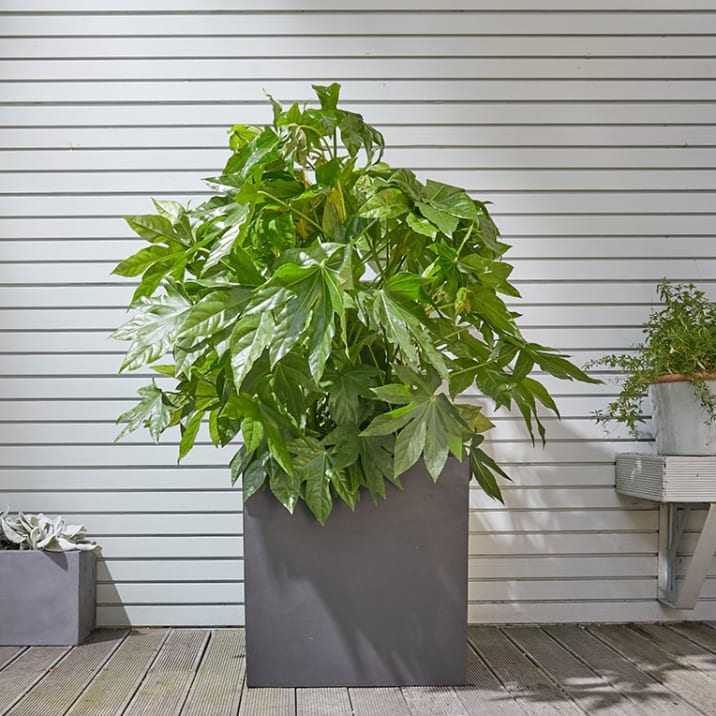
[
  {"left": 366, "top": 287, "right": 448, "bottom": 378},
  {"left": 325, "top": 365, "right": 381, "bottom": 426},
  {"left": 176, "top": 292, "right": 241, "bottom": 352},
  {"left": 289, "top": 437, "right": 334, "bottom": 524},
  {"left": 362, "top": 369, "right": 468, "bottom": 481},
  {"left": 113, "top": 292, "right": 193, "bottom": 373},
  {"left": 117, "top": 381, "right": 173, "bottom": 443}
]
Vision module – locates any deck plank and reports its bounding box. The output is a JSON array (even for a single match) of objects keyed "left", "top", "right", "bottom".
[
  {"left": 589, "top": 624, "right": 716, "bottom": 715},
  {"left": 0, "top": 649, "right": 24, "bottom": 672},
  {"left": 349, "top": 687, "right": 412, "bottom": 716},
  {"left": 631, "top": 623, "right": 716, "bottom": 680},
  {"left": 181, "top": 630, "right": 245, "bottom": 716},
  {"left": 546, "top": 624, "right": 700, "bottom": 716},
  {"left": 506, "top": 626, "right": 643, "bottom": 716},
  {"left": 66, "top": 629, "right": 168, "bottom": 716},
  {"left": 0, "top": 646, "right": 69, "bottom": 716},
  {"left": 670, "top": 622, "right": 716, "bottom": 653},
  {"left": 5, "top": 630, "right": 126, "bottom": 716},
  {"left": 296, "top": 687, "right": 352, "bottom": 715},
  {"left": 238, "top": 687, "right": 295, "bottom": 716},
  {"left": 123, "top": 629, "right": 209, "bottom": 716},
  {"left": 400, "top": 686, "right": 471, "bottom": 716},
  {"left": 469, "top": 626, "right": 585, "bottom": 716},
  {"left": 454, "top": 645, "right": 529, "bottom": 715}
]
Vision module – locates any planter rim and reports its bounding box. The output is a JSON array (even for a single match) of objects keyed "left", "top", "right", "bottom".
[{"left": 654, "top": 373, "right": 716, "bottom": 384}]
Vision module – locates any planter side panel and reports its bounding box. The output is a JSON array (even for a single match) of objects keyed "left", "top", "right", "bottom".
[
  {"left": 244, "top": 459, "right": 469, "bottom": 687},
  {"left": 0, "top": 551, "right": 96, "bottom": 646}
]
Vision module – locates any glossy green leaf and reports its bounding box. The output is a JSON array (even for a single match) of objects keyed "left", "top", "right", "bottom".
[
  {"left": 361, "top": 402, "right": 417, "bottom": 438},
  {"left": 241, "top": 416, "right": 264, "bottom": 452},
  {"left": 269, "top": 469, "right": 300, "bottom": 514},
  {"left": 116, "top": 381, "right": 172, "bottom": 443},
  {"left": 257, "top": 403, "right": 294, "bottom": 477},
  {"left": 312, "top": 82, "right": 341, "bottom": 111},
  {"left": 326, "top": 366, "right": 379, "bottom": 425},
  {"left": 242, "top": 455, "right": 268, "bottom": 498},
  {"left": 423, "top": 402, "right": 450, "bottom": 481},
  {"left": 468, "top": 285, "right": 517, "bottom": 335},
  {"left": 469, "top": 437, "right": 510, "bottom": 503},
  {"left": 228, "top": 124, "right": 262, "bottom": 152},
  {"left": 322, "top": 185, "right": 346, "bottom": 238},
  {"left": 371, "top": 384, "right": 412, "bottom": 405},
  {"left": 316, "top": 157, "right": 343, "bottom": 187},
  {"left": 177, "top": 293, "right": 238, "bottom": 351},
  {"left": 304, "top": 467, "right": 332, "bottom": 525},
  {"left": 230, "top": 312, "right": 274, "bottom": 390},
  {"left": 369, "top": 290, "right": 420, "bottom": 368},
  {"left": 291, "top": 437, "right": 333, "bottom": 524},
  {"left": 126, "top": 214, "right": 177, "bottom": 244},
  {"left": 113, "top": 245, "right": 177, "bottom": 278},
  {"left": 533, "top": 350, "right": 599, "bottom": 384},
  {"left": 456, "top": 403, "right": 494, "bottom": 434},
  {"left": 415, "top": 202, "right": 459, "bottom": 236},
  {"left": 406, "top": 212, "right": 437, "bottom": 237},
  {"left": 422, "top": 180, "right": 478, "bottom": 221},
  {"left": 130, "top": 259, "right": 179, "bottom": 305},
  {"left": 179, "top": 409, "right": 205, "bottom": 462},
  {"left": 363, "top": 371, "right": 468, "bottom": 482},
  {"left": 329, "top": 470, "right": 359, "bottom": 511},
  {"left": 394, "top": 416, "right": 426, "bottom": 476},
  {"left": 152, "top": 199, "right": 185, "bottom": 223},
  {"left": 113, "top": 292, "right": 192, "bottom": 373},
  {"left": 512, "top": 350, "right": 534, "bottom": 384},
  {"left": 203, "top": 204, "right": 251, "bottom": 270},
  {"left": 230, "top": 445, "right": 251, "bottom": 486},
  {"left": 358, "top": 188, "right": 410, "bottom": 220}
]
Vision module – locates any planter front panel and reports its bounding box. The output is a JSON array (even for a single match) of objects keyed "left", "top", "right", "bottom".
[
  {"left": 0, "top": 551, "right": 96, "bottom": 646},
  {"left": 244, "top": 459, "right": 469, "bottom": 687}
]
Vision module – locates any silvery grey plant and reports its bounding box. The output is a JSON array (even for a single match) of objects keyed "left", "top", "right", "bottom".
[{"left": 0, "top": 509, "right": 98, "bottom": 552}]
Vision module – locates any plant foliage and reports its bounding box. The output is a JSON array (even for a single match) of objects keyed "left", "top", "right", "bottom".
[
  {"left": 0, "top": 509, "right": 98, "bottom": 551},
  {"left": 112, "top": 84, "right": 595, "bottom": 524},
  {"left": 587, "top": 280, "right": 716, "bottom": 435}
]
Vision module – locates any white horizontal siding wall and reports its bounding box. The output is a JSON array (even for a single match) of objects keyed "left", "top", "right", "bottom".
[{"left": 1, "top": 0, "right": 715, "bottom": 626}]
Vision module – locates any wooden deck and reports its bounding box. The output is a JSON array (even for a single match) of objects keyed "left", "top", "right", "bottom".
[{"left": 2, "top": 624, "right": 716, "bottom": 715}]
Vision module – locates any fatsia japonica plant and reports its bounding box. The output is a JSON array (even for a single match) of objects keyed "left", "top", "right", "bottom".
[{"left": 112, "top": 83, "right": 595, "bottom": 524}]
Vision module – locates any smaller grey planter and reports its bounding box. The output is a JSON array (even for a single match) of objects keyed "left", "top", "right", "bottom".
[
  {"left": 649, "top": 377, "right": 716, "bottom": 455},
  {"left": 0, "top": 550, "right": 96, "bottom": 646}
]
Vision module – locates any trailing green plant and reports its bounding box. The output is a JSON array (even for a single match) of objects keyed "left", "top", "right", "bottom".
[
  {"left": 112, "top": 83, "right": 596, "bottom": 524},
  {"left": 587, "top": 280, "right": 716, "bottom": 436},
  {"left": 0, "top": 509, "right": 98, "bottom": 551}
]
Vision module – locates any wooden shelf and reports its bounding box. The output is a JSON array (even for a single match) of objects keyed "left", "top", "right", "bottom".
[{"left": 616, "top": 453, "right": 716, "bottom": 609}]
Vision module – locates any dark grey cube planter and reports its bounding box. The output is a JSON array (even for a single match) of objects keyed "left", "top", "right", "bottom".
[
  {"left": 0, "top": 550, "right": 96, "bottom": 646},
  {"left": 243, "top": 458, "right": 469, "bottom": 687}
]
